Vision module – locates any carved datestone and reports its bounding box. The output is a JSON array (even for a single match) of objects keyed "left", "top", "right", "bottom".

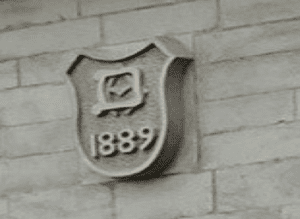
[{"left": 68, "top": 36, "right": 192, "bottom": 178}]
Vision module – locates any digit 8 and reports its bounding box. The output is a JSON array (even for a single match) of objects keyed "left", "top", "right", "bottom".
[
  {"left": 118, "top": 129, "right": 136, "bottom": 154},
  {"left": 98, "top": 132, "right": 116, "bottom": 157}
]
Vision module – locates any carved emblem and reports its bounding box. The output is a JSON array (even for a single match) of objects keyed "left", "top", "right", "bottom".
[
  {"left": 67, "top": 36, "right": 192, "bottom": 178},
  {"left": 91, "top": 67, "right": 148, "bottom": 116}
]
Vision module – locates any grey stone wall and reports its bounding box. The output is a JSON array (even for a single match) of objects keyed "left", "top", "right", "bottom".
[{"left": 0, "top": 0, "right": 300, "bottom": 218}]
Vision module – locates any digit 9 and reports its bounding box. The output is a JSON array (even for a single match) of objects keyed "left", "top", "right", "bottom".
[{"left": 138, "top": 126, "right": 155, "bottom": 150}]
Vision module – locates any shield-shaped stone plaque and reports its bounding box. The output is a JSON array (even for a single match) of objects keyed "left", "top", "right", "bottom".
[{"left": 68, "top": 36, "right": 192, "bottom": 178}]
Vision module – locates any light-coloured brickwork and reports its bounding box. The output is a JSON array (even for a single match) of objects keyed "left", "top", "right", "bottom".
[
  {"left": 3, "top": 151, "right": 78, "bottom": 195},
  {"left": 0, "top": 199, "right": 7, "bottom": 216},
  {"left": 0, "top": 0, "right": 77, "bottom": 31},
  {"left": 0, "top": 133, "right": 3, "bottom": 158},
  {"left": 0, "top": 0, "right": 299, "bottom": 218},
  {"left": 115, "top": 173, "right": 212, "bottom": 219},
  {"left": 295, "top": 89, "right": 300, "bottom": 120},
  {"left": 20, "top": 51, "right": 77, "bottom": 86},
  {"left": 198, "top": 51, "right": 300, "bottom": 100},
  {"left": 198, "top": 209, "right": 281, "bottom": 219},
  {"left": 200, "top": 91, "right": 293, "bottom": 134},
  {"left": 0, "top": 84, "right": 73, "bottom": 126},
  {"left": 0, "top": 161, "right": 8, "bottom": 195},
  {"left": 2, "top": 119, "right": 75, "bottom": 158},
  {"left": 79, "top": 159, "right": 112, "bottom": 185},
  {"left": 0, "top": 18, "right": 100, "bottom": 61},
  {"left": 0, "top": 61, "right": 18, "bottom": 90},
  {"left": 220, "top": 0, "right": 300, "bottom": 28},
  {"left": 282, "top": 205, "right": 300, "bottom": 219},
  {"left": 196, "top": 20, "right": 300, "bottom": 63},
  {"left": 103, "top": 0, "right": 217, "bottom": 44},
  {"left": 217, "top": 159, "right": 300, "bottom": 212},
  {"left": 9, "top": 185, "right": 112, "bottom": 219},
  {"left": 202, "top": 122, "right": 300, "bottom": 169},
  {"left": 81, "top": 0, "right": 175, "bottom": 16}
]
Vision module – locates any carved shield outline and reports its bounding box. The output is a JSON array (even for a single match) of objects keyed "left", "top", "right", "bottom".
[{"left": 67, "top": 36, "right": 193, "bottom": 178}]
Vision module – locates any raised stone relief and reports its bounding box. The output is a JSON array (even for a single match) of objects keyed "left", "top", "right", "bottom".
[
  {"left": 91, "top": 67, "right": 147, "bottom": 116},
  {"left": 67, "top": 36, "right": 192, "bottom": 178}
]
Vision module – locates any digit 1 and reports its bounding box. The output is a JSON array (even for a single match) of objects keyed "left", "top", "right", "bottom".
[
  {"left": 90, "top": 134, "right": 98, "bottom": 158},
  {"left": 138, "top": 126, "right": 154, "bottom": 150}
]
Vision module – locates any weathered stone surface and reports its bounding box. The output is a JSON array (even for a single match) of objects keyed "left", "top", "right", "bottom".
[
  {"left": 4, "top": 152, "right": 78, "bottom": 194},
  {"left": 0, "top": 18, "right": 100, "bottom": 61},
  {"left": 115, "top": 172, "right": 212, "bottom": 219},
  {"left": 0, "top": 61, "right": 18, "bottom": 90},
  {"left": 174, "top": 34, "right": 193, "bottom": 52},
  {"left": 10, "top": 185, "right": 112, "bottom": 219},
  {"left": 196, "top": 20, "right": 300, "bottom": 63},
  {"left": 0, "top": 132, "right": 3, "bottom": 158},
  {"left": 220, "top": 0, "right": 300, "bottom": 28},
  {"left": 282, "top": 205, "right": 300, "bottom": 219},
  {"left": 202, "top": 122, "right": 300, "bottom": 169},
  {"left": 79, "top": 159, "right": 112, "bottom": 185},
  {"left": 0, "top": 199, "right": 7, "bottom": 216},
  {"left": 217, "top": 159, "right": 300, "bottom": 212},
  {"left": 200, "top": 91, "right": 293, "bottom": 134},
  {"left": 197, "top": 209, "right": 281, "bottom": 219},
  {"left": 20, "top": 51, "right": 77, "bottom": 86},
  {"left": 198, "top": 51, "right": 300, "bottom": 100},
  {"left": 104, "top": 0, "right": 217, "bottom": 44},
  {"left": 295, "top": 89, "right": 300, "bottom": 120},
  {"left": 0, "top": 161, "right": 8, "bottom": 195},
  {"left": 0, "top": 0, "right": 77, "bottom": 31},
  {"left": 3, "top": 119, "right": 75, "bottom": 158},
  {"left": 0, "top": 84, "right": 73, "bottom": 126},
  {"left": 81, "top": 0, "right": 174, "bottom": 16}
]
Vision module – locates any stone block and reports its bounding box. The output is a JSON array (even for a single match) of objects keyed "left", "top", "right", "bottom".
[
  {"left": 103, "top": 0, "right": 217, "bottom": 44},
  {"left": 174, "top": 33, "right": 193, "bottom": 52},
  {"left": 3, "top": 119, "right": 75, "bottom": 158},
  {"left": 217, "top": 159, "right": 300, "bottom": 212},
  {"left": 0, "top": 0, "right": 77, "bottom": 31},
  {"left": 198, "top": 51, "right": 300, "bottom": 100},
  {"left": 0, "top": 84, "right": 73, "bottom": 126},
  {"left": 10, "top": 185, "right": 112, "bottom": 219},
  {"left": 0, "top": 132, "right": 3, "bottom": 158},
  {"left": 220, "top": 0, "right": 300, "bottom": 28},
  {"left": 196, "top": 20, "right": 300, "bottom": 63},
  {"left": 0, "top": 61, "right": 18, "bottom": 90},
  {"left": 282, "top": 205, "right": 300, "bottom": 219},
  {"left": 295, "top": 89, "right": 300, "bottom": 120},
  {"left": 202, "top": 122, "right": 300, "bottom": 170},
  {"left": 4, "top": 151, "right": 78, "bottom": 194},
  {"left": 115, "top": 172, "right": 212, "bottom": 219},
  {"left": 0, "top": 161, "right": 8, "bottom": 195},
  {"left": 198, "top": 209, "right": 281, "bottom": 219},
  {"left": 200, "top": 91, "right": 293, "bottom": 134},
  {"left": 20, "top": 51, "right": 77, "bottom": 86},
  {"left": 81, "top": 0, "right": 174, "bottom": 16},
  {"left": 0, "top": 18, "right": 100, "bottom": 61},
  {"left": 0, "top": 199, "right": 7, "bottom": 216},
  {"left": 79, "top": 159, "right": 113, "bottom": 185}
]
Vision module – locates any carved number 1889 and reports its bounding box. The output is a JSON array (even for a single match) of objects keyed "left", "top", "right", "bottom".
[{"left": 91, "top": 126, "right": 155, "bottom": 157}]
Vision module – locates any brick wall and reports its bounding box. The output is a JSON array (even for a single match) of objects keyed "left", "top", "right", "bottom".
[{"left": 0, "top": 0, "right": 300, "bottom": 219}]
